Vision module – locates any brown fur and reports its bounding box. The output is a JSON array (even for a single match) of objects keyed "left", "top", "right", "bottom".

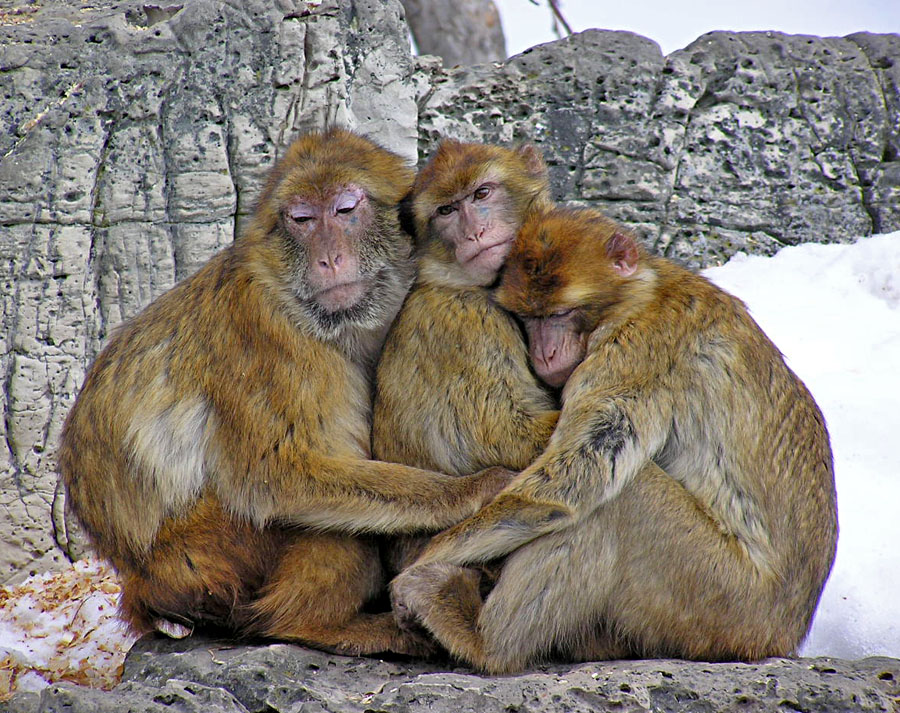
[
  {"left": 373, "top": 141, "right": 559, "bottom": 579},
  {"left": 59, "top": 129, "right": 511, "bottom": 656},
  {"left": 391, "top": 206, "right": 838, "bottom": 672},
  {"left": 375, "top": 140, "right": 557, "bottom": 475}
]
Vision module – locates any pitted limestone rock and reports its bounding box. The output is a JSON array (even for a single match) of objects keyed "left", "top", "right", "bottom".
[
  {"left": 0, "top": 0, "right": 416, "bottom": 584},
  {"left": 6, "top": 635, "right": 899, "bottom": 712},
  {"left": 416, "top": 29, "right": 900, "bottom": 267}
]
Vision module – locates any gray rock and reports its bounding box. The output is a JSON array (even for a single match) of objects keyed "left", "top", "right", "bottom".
[
  {"left": 5, "top": 635, "right": 899, "bottom": 712},
  {"left": 3, "top": 678, "right": 250, "bottom": 712},
  {"left": 0, "top": 0, "right": 416, "bottom": 584},
  {"left": 416, "top": 29, "right": 900, "bottom": 267}
]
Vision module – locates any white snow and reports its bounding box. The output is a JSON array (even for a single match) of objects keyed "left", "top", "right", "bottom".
[
  {"left": 0, "top": 557, "right": 138, "bottom": 696},
  {"left": 703, "top": 232, "right": 900, "bottom": 660},
  {"left": 1, "top": 232, "right": 898, "bottom": 699}
]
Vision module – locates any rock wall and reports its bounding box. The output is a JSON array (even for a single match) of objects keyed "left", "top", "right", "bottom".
[
  {"left": 6, "top": 635, "right": 900, "bottom": 712},
  {"left": 0, "top": 0, "right": 417, "bottom": 582},
  {"left": 1, "top": 0, "right": 899, "bottom": 586},
  {"left": 416, "top": 29, "right": 900, "bottom": 266}
]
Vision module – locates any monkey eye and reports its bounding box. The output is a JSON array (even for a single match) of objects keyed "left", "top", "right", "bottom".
[
  {"left": 473, "top": 184, "right": 492, "bottom": 200},
  {"left": 436, "top": 204, "right": 456, "bottom": 216},
  {"left": 287, "top": 207, "right": 315, "bottom": 224},
  {"left": 335, "top": 194, "right": 360, "bottom": 215}
]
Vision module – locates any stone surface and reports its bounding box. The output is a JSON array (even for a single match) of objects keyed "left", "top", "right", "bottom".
[
  {"left": 5, "top": 635, "right": 899, "bottom": 712},
  {"left": 0, "top": 0, "right": 417, "bottom": 584},
  {"left": 416, "top": 29, "right": 900, "bottom": 266}
]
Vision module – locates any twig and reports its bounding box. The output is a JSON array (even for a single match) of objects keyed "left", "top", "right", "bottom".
[{"left": 547, "top": 0, "right": 574, "bottom": 36}]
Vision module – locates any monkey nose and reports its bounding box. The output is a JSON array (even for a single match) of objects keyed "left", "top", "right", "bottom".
[
  {"left": 318, "top": 253, "right": 344, "bottom": 271},
  {"left": 535, "top": 345, "right": 556, "bottom": 370}
]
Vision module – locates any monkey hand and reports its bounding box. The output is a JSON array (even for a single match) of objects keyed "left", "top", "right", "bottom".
[
  {"left": 391, "top": 562, "right": 483, "bottom": 633},
  {"left": 471, "top": 466, "right": 518, "bottom": 508},
  {"left": 390, "top": 626, "right": 442, "bottom": 659}
]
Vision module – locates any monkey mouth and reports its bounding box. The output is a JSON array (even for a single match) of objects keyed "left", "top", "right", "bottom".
[
  {"left": 314, "top": 279, "right": 369, "bottom": 312},
  {"left": 470, "top": 238, "right": 512, "bottom": 260},
  {"left": 464, "top": 238, "right": 513, "bottom": 272},
  {"left": 535, "top": 362, "right": 576, "bottom": 389}
]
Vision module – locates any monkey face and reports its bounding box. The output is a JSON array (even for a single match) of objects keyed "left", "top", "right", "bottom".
[
  {"left": 496, "top": 207, "right": 647, "bottom": 388},
  {"left": 430, "top": 179, "right": 519, "bottom": 285},
  {"left": 518, "top": 310, "right": 588, "bottom": 388},
  {"left": 283, "top": 186, "right": 370, "bottom": 313},
  {"left": 280, "top": 183, "right": 412, "bottom": 336}
]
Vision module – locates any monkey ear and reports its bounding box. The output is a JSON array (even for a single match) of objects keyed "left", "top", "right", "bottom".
[
  {"left": 606, "top": 231, "right": 639, "bottom": 277},
  {"left": 516, "top": 144, "right": 548, "bottom": 179},
  {"left": 398, "top": 191, "right": 417, "bottom": 240}
]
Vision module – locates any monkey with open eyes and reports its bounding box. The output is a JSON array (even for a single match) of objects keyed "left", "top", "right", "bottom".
[
  {"left": 58, "top": 129, "right": 513, "bottom": 656},
  {"left": 372, "top": 140, "right": 560, "bottom": 573},
  {"left": 391, "top": 206, "right": 838, "bottom": 673}
]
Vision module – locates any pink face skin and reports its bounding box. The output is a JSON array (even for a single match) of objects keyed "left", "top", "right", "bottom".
[
  {"left": 283, "top": 185, "right": 371, "bottom": 312},
  {"left": 432, "top": 181, "right": 518, "bottom": 285},
  {"left": 522, "top": 310, "right": 587, "bottom": 388}
]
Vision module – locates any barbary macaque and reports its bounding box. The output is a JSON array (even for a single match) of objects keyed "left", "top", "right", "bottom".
[
  {"left": 392, "top": 206, "right": 838, "bottom": 672},
  {"left": 374, "top": 139, "right": 558, "bottom": 478},
  {"left": 59, "top": 128, "right": 512, "bottom": 656},
  {"left": 372, "top": 140, "right": 559, "bottom": 573}
]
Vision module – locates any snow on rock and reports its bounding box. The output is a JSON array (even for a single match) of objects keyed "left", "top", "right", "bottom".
[{"left": 0, "top": 556, "right": 138, "bottom": 699}]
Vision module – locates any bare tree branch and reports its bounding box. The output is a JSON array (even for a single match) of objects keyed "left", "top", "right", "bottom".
[{"left": 548, "top": 0, "right": 574, "bottom": 37}]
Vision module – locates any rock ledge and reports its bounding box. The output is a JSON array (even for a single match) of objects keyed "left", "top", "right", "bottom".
[{"left": 6, "top": 635, "right": 899, "bottom": 712}]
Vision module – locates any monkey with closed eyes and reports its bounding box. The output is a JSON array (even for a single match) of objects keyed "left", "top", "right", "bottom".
[
  {"left": 59, "top": 129, "right": 513, "bottom": 656},
  {"left": 392, "top": 206, "right": 838, "bottom": 673}
]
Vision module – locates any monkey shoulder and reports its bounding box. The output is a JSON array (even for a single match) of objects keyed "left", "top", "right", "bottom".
[{"left": 388, "top": 283, "right": 525, "bottom": 359}]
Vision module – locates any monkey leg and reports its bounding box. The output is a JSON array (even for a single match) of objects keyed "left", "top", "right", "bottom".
[
  {"left": 117, "top": 494, "right": 431, "bottom": 657},
  {"left": 116, "top": 493, "right": 284, "bottom": 634},
  {"left": 391, "top": 563, "right": 487, "bottom": 662},
  {"left": 393, "top": 519, "right": 612, "bottom": 673},
  {"left": 576, "top": 462, "right": 789, "bottom": 661},
  {"left": 478, "top": 462, "right": 787, "bottom": 670},
  {"left": 402, "top": 462, "right": 785, "bottom": 673},
  {"left": 249, "top": 530, "right": 435, "bottom": 658}
]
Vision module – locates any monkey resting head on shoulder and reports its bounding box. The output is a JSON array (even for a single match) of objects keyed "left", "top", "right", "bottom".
[
  {"left": 373, "top": 140, "right": 560, "bottom": 575},
  {"left": 59, "top": 128, "right": 513, "bottom": 657},
  {"left": 391, "top": 206, "right": 838, "bottom": 673}
]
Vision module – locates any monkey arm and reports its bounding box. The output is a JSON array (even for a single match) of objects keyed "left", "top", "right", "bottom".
[
  {"left": 410, "top": 488, "right": 575, "bottom": 567},
  {"left": 411, "top": 388, "right": 672, "bottom": 568},
  {"left": 216, "top": 455, "right": 513, "bottom": 535}
]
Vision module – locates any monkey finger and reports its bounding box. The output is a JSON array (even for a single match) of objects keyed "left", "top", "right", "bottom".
[
  {"left": 393, "top": 627, "right": 441, "bottom": 659},
  {"left": 390, "top": 569, "right": 425, "bottom": 630},
  {"left": 474, "top": 466, "right": 518, "bottom": 506}
]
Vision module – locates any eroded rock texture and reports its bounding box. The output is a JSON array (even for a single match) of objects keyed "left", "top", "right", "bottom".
[
  {"left": 0, "top": 0, "right": 416, "bottom": 582},
  {"left": 6, "top": 635, "right": 900, "bottom": 712},
  {"left": 416, "top": 29, "right": 900, "bottom": 266}
]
